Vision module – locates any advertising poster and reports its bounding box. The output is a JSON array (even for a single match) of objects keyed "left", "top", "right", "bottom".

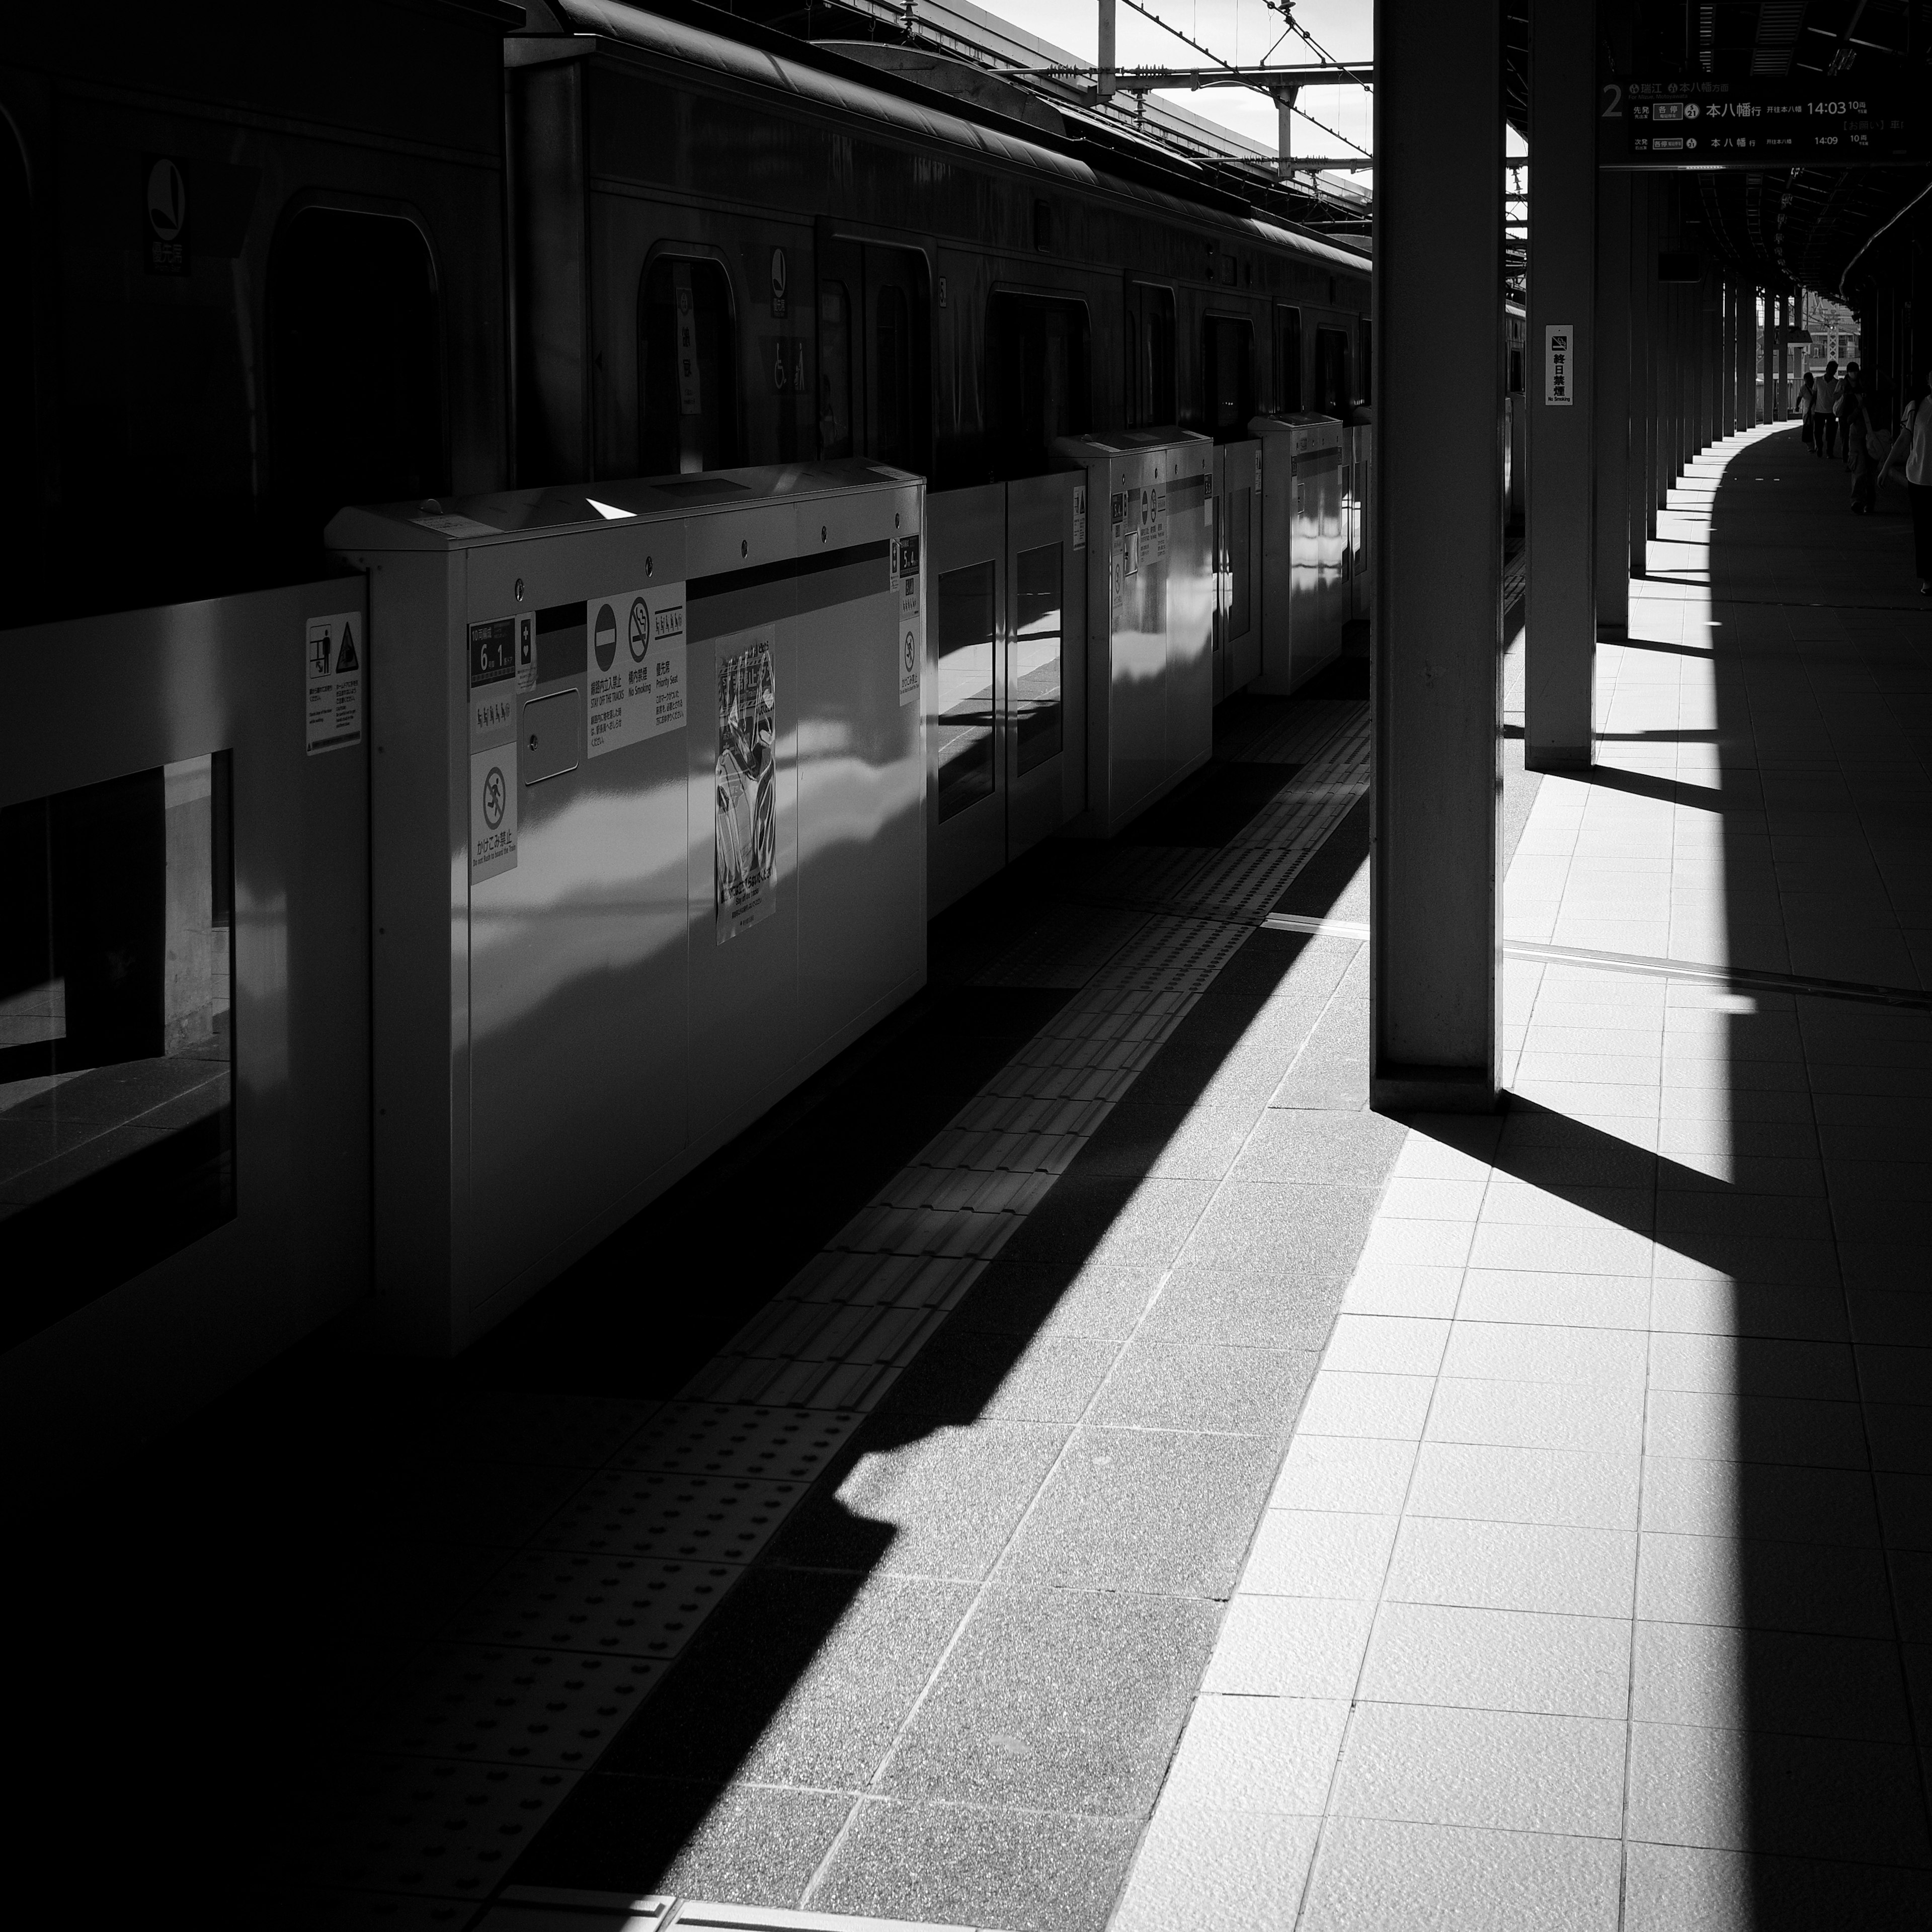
[{"left": 715, "top": 628, "right": 777, "bottom": 943}]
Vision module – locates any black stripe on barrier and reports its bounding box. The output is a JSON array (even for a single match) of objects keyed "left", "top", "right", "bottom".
[
  {"left": 1292, "top": 450, "right": 1341, "bottom": 475},
  {"left": 688, "top": 539, "right": 891, "bottom": 604}
]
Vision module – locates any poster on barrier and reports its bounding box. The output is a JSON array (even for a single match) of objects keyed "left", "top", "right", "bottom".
[{"left": 715, "top": 627, "right": 777, "bottom": 943}]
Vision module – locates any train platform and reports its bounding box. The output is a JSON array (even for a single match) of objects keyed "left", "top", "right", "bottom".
[{"left": 12, "top": 422, "right": 1930, "bottom": 1932}]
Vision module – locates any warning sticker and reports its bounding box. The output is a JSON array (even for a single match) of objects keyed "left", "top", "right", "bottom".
[
  {"left": 715, "top": 627, "right": 777, "bottom": 944},
  {"left": 470, "top": 744, "right": 518, "bottom": 881},
  {"left": 305, "top": 610, "right": 363, "bottom": 756},
  {"left": 898, "top": 616, "right": 921, "bottom": 707},
  {"left": 585, "top": 583, "right": 687, "bottom": 758},
  {"left": 468, "top": 617, "right": 518, "bottom": 747},
  {"left": 895, "top": 533, "right": 921, "bottom": 619},
  {"left": 514, "top": 612, "right": 537, "bottom": 692}
]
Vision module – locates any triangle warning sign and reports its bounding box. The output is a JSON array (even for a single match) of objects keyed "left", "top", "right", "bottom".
[{"left": 335, "top": 622, "right": 359, "bottom": 672}]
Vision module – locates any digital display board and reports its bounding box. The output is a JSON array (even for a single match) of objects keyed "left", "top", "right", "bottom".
[{"left": 1598, "top": 76, "right": 1915, "bottom": 169}]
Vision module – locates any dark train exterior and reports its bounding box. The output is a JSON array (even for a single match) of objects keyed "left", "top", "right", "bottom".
[
  {"left": 1, "top": 0, "right": 1370, "bottom": 626},
  {"left": 509, "top": 3, "right": 1372, "bottom": 497}
]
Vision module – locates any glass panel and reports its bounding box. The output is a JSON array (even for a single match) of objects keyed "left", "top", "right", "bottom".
[
  {"left": 986, "top": 294, "right": 1091, "bottom": 479},
  {"left": 818, "top": 281, "right": 853, "bottom": 458},
  {"left": 639, "top": 257, "right": 739, "bottom": 475},
  {"left": 0, "top": 752, "right": 235, "bottom": 1348},
  {"left": 1225, "top": 488, "right": 1251, "bottom": 639},
  {"left": 1205, "top": 318, "right": 1255, "bottom": 441},
  {"left": 1012, "top": 542, "right": 1064, "bottom": 776},
  {"left": 1277, "top": 306, "right": 1303, "bottom": 411},
  {"left": 935, "top": 561, "right": 997, "bottom": 822},
  {"left": 1316, "top": 327, "right": 1349, "bottom": 415},
  {"left": 1126, "top": 282, "right": 1175, "bottom": 428}
]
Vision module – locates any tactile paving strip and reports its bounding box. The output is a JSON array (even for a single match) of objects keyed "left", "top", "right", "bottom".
[
  {"left": 365, "top": 1644, "right": 663, "bottom": 1767},
  {"left": 455, "top": 1554, "right": 739, "bottom": 1660},
  {"left": 536, "top": 1469, "right": 806, "bottom": 1563},
  {"left": 303, "top": 1754, "right": 580, "bottom": 1901},
  {"left": 610, "top": 1403, "right": 863, "bottom": 1482}
]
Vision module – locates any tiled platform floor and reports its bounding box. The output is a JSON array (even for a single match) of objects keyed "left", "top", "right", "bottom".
[{"left": 1113, "top": 423, "right": 1932, "bottom": 1928}]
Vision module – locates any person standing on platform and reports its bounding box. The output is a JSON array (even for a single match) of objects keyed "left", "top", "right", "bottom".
[
  {"left": 1876, "top": 372, "right": 1932, "bottom": 592},
  {"left": 1817, "top": 360, "right": 1841, "bottom": 457},
  {"left": 1838, "top": 362, "right": 1864, "bottom": 469},
  {"left": 1795, "top": 368, "right": 1819, "bottom": 450}
]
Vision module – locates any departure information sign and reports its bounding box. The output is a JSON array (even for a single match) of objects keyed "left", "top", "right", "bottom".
[{"left": 1599, "top": 76, "right": 1915, "bottom": 169}]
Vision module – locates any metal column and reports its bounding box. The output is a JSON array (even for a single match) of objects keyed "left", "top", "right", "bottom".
[
  {"left": 1524, "top": 0, "right": 1594, "bottom": 771},
  {"left": 1370, "top": 0, "right": 1502, "bottom": 1111},
  {"left": 1761, "top": 290, "right": 1775, "bottom": 426},
  {"left": 1594, "top": 170, "right": 1632, "bottom": 638},
  {"left": 1632, "top": 178, "right": 1656, "bottom": 571}
]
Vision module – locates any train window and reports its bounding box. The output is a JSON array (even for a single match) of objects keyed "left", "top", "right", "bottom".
[
  {"left": 639, "top": 256, "right": 739, "bottom": 475},
  {"left": 819, "top": 282, "right": 854, "bottom": 458},
  {"left": 1507, "top": 346, "right": 1523, "bottom": 394},
  {"left": 1125, "top": 282, "right": 1176, "bottom": 429},
  {"left": 1276, "top": 306, "right": 1303, "bottom": 412},
  {"left": 986, "top": 293, "right": 1091, "bottom": 480},
  {"left": 1315, "top": 327, "right": 1350, "bottom": 415},
  {"left": 1013, "top": 543, "right": 1064, "bottom": 774},
  {"left": 1, "top": 752, "right": 236, "bottom": 1342},
  {"left": 268, "top": 208, "right": 443, "bottom": 546},
  {"left": 1202, "top": 315, "right": 1255, "bottom": 442},
  {"left": 934, "top": 561, "right": 997, "bottom": 821}
]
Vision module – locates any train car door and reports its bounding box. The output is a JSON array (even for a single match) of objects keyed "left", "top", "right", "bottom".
[
  {"left": 1216, "top": 437, "right": 1261, "bottom": 696},
  {"left": 817, "top": 236, "right": 933, "bottom": 475},
  {"left": 926, "top": 484, "right": 1005, "bottom": 915},
  {"left": 1004, "top": 472, "right": 1085, "bottom": 859}
]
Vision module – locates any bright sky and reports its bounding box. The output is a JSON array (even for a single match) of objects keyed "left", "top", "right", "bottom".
[
  {"left": 978, "top": 1, "right": 1528, "bottom": 171},
  {"left": 994, "top": 0, "right": 1375, "bottom": 159}
]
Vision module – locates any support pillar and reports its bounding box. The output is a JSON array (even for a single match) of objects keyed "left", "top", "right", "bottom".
[
  {"left": 1524, "top": 0, "right": 1595, "bottom": 770},
  {"left": 1632, "top": 176, "right": 1656, "bottom": 568},
  {"left": 1370, "top": 0, "right": 1502, "bottom": 1112},
  {"left": 1738, "top": 282, "right": 1755, "bottom": 431},
  {"left": 1594, "top": 170, "right": 1631, "bottom": 638},
  {"left": 1761, "top": 289, "right": 1774, "bottom": 426},
  {"left": 1720, "top": 279, "right": 1735, "bottom": 438}
]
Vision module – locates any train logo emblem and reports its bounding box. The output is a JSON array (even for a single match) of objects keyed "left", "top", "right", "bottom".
[
  {"left": 770, "top": 246, "right": 788, "bottom": 318},
  {"left": 629, "top": 598, "right": 651, "bottom": 663},
  {"left": 593, "top": 602, "right": 619, "bottom": 672},
  {"left": 481, "top": 766, "right": 507, "bottom": 830}
]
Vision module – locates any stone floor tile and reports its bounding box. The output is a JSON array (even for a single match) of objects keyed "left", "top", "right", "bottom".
[
  {"left": 1630, "top": 1618, "right": 1915, "bottom": 1741},
  {"left": 1266, "top": 1434, "right": 1418, "bottom": 1516},
  {"left": 1316, "top": 1313, "right": 1452, "bottom": 1378},
  {"left": 1109, "top": 1804, "right": 1320, "bottom": 1932},
  {"left": 1425, "top": 1376, "right": 1646, "bottom": 1457},
  {"left": 1642, "top": 1387, "right": 1870, "bottom": 1467},
  {"left": 1637, "top": 1453, "right": 1881, "bottom": 1545},
  {"left": 1240, "top": 1509, "right": 1400, "bottom": 1601},
  {"left": 1384, "top": 1514, "right": 1637, "bottom": 1620},
  {"left": 807, "top": 1797, "right": 1141, "bottom": 1932},
  {"left": 1439, "top": 1320, "right": 1649, "bottom": 1389},
  {"left": 1623, "top": 1840, "right": 1932, "bottom": 1932},
  {"left": 1158, "top": 1692, "right": 1351, "bottom": 1816},
  {"left": 1336, "top": 1261, "right": 1465, "bottom": 1319},
  {"left": 1292, "top": 1369, "right": 1436, "bottom": 1440},
  {"left": 1201, "top": 1595, "right": 1377, "bottom": 1701},
  {"left": 1454, "top": 1269, "right": 1649, "bottom": 1330},
  {"left": 1357, "top": 1600, "right": 1631, "bottom": 1720},
  {"left": 1625, "top": 1720, "right": 1932, "bottom": 1866},
  {"left": 1634, "top": 1530, "right": 1895, "bottom": 1637},
  {"left": 1405, "top": 1439, "right": 1641, "bottom": 1532},
  {"left": 1327, "top": 1700, "right": 1627, "bottom": 1837}
]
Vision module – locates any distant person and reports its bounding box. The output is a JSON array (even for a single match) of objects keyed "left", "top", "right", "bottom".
[
  {"left": 1876, "top": 371, "right": 1932, "bottom": 592},
  {"left": 1794, "top": 368, "right": 1819, "bottom": 449},
  {"left": 1816, "top": 360, "right": 1841, "bottom": 457},
  {"left": 1837, "top": 361, "right": 1863, "bottom": 468}
]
